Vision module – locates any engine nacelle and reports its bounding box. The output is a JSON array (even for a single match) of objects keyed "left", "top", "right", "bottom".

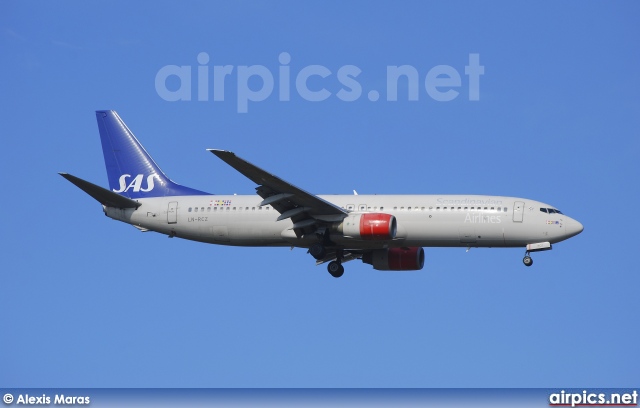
[
  {"left": 362, "top": 247, "right": 425, "bottom": 271},
  {"left": 339, "top": 213, "right": 397, "bottom": 241}
]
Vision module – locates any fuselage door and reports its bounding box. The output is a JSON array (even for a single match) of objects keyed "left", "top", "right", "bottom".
[
  {"left": 168, "top": 201, "right": 178, "bottom": 224},
  {"left": 513, "top": 201, "right": 524, "bottom": 222}
]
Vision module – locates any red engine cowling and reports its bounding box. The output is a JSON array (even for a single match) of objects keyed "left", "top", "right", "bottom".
[
  {"left": 341, "top": 213, "right": 397, "bottom": 240},
  {"left": 362, "top": 247, "right": 425, "bottom": 271}
]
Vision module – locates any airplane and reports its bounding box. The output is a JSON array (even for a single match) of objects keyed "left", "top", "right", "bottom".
[{"left": 60, "top": 110, "right": 584, "bottom": 278}]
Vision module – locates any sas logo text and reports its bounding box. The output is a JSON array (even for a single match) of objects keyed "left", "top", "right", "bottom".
[{"left": 113, "top": 174, "right": 158, "bottom": 193}]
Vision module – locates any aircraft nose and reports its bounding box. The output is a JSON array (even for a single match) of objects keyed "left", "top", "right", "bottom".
[{"left": 565, "top": 218, "right": 584, "bottom": 238}]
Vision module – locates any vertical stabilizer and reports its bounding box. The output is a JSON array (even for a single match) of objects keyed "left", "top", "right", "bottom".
[{"left": 96, "top": 110, "right": 209, "bottom": 198}]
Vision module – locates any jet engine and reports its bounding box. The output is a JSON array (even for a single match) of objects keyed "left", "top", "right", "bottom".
[
  {"left": 337, "top": 213, "right": 397, "bottom": 240},
  {"left": 362, "top": 247, "right": 425, "bottom": 271}
]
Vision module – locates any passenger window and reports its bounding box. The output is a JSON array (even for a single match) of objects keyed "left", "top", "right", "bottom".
[
  {"left": 464, "top": 207, "right": 468, "bottom": 210},
  {"left": 504, "top": 207, "right": 508, "bottom": 212},
  {"left": 436, "top": 207, "right": 440, "bottom": 210},
  {"left": 194, "top": 207, "right": 198, "bottom": 213},
  {"left": 188, "top": 207, "right": 192, "bottom": 212},
  {"left": 497, "top": 207, "right": 501, "bottom": 211},
  {"left": 491, "top": 207, "right": 495, "bottom": 210},
  {"left": 457, "top": 207, "right": 461, "bottom": 210},
  {"left": 380, "top": 206, "right": 384, "bottom": 210},
  {"left": 408, "top": 207, "right": 411, "bottom": 210},
  {"left": 207, "top": 207, "right": 211, "bottom": 212},
  {"left": 201, "top": 207, "right": 204, "bottom": 212}
]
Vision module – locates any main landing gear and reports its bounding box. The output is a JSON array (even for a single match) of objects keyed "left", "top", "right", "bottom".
[
  {"left": 523, "top": 253, "right": 533, "bottom": 267},
  {"left": 308, "top": 243, "right": 326, "bottom": 260},
  {"left": 327, "top": 248, "right": 345, "bottom": 278},
  {"left": 309, "top": 243, "right": 345, "bottom": 278},
  {"left": 327, "top": 261, "right": 344, "bottom": 278}
]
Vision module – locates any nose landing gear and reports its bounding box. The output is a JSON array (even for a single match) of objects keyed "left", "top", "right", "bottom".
[{"left": 522, "top": 242, "right": 552, "bottom": 267}]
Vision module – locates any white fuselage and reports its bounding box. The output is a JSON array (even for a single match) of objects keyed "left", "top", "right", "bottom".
[{"left": 105, "top": 194, "right": 583, "bottom": 249}]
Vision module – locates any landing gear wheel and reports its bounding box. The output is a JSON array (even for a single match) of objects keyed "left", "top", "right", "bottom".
[
  {"left": 523, "top": 256, "right": 533, "bottom": 267},
  {"left": 309, "top": 243, "right": 327, "bottom": 260},
  {"left": 327, "top": 261, "right": 344, "bottom": 278}
]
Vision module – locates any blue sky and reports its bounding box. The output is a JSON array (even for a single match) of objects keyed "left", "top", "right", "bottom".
[{"left": 1, "top": 1, "right": 638, "bottom": 388}]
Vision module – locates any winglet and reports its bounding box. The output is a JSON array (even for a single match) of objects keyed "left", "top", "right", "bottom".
[{"left": 59, "top": 173, "right": 141, "bottom": 208}]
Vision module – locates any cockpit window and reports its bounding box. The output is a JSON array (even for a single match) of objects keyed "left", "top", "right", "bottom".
[{"left": 541, "top": 207, "right": 563, "bottom": 214}]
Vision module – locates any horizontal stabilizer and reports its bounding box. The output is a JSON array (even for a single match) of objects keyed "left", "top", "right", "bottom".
[{"left": 59, "top": 173, "right": 141, "bottom": 209}]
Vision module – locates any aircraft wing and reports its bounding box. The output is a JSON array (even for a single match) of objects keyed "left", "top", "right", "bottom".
[{"left": 208, "top": 150, "right": 347, "bottom": 232}]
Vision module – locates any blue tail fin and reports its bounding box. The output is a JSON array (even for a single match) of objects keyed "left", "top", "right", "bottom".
[{"left": 97, "top": 110, "right": 210, "bottom": 199}]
